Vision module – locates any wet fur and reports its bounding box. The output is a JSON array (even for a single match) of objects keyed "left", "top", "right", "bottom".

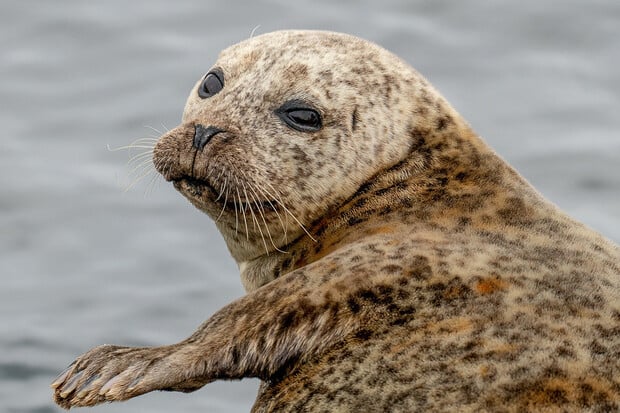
[{"left": 52, "top": 31, "right": 620, "bottom": 411}]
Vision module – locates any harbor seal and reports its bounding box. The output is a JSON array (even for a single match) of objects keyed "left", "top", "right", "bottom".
[{"left": 52, "top": 30, "right": 620, "bottom": 411}]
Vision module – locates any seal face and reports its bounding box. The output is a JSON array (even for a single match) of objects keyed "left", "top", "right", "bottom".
[
  {"left": 52, "top": 31, "right": 620, "bottom": 412},
  {"left": 152, "top": 31, "right": 425, "bottom": 278}
]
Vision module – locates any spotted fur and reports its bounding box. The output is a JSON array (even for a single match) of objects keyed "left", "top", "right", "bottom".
[{"left": 52, "top": 31, "right": 620, "bottom": 412}]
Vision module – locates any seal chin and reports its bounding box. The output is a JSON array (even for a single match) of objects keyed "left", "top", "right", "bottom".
[{"left": 173, "top": 177, "right": 212, "bottom": 200}]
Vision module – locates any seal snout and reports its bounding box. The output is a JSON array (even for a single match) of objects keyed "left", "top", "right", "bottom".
[{"left": 193, "top": 124, "right": 224, "bottom": 150}]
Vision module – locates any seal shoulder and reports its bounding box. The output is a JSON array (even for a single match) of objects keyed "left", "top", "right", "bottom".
[{"left": 253, "top": 221, "right": 620, "bottom": 411}]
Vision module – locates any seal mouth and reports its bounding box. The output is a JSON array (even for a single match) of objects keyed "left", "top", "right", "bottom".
[
  {"left": 173, "top": 177, "right": 278, "bottom": 213},
  {"left": 173, "top": 177, "right": 212, "bottom": 199}
]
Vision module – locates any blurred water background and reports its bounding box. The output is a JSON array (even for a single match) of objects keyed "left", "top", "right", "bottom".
[{"left": 1, "top": 1, "right": 619, "bottom": 412}]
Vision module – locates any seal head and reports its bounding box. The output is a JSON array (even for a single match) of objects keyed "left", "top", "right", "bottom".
[{"left": 154, "top": 31, "right": 459, "bottom": 288}]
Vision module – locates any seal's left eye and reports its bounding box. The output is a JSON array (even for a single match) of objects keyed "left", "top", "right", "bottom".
[
  {"left": 198, "top": 70, "right": 224, "bottom": 99},
  {"left": 275, "top": 100, "right": 323, "bottom": 132}
]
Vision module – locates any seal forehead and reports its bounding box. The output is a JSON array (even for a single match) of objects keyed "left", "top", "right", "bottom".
[
  {"left": 213, "top": 31, "right": 413, "bottom": 97},
  {"left": 219, "top": 31, "right": 377, "bottom": 73}
]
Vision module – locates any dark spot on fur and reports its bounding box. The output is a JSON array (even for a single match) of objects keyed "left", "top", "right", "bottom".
[
  {"left": 347, "top": 297, "right": 361, "bottom": 314},
  {"left": 280, "top": 310, "right": 298, "bottom": 330},
  {"left": 547, "top": 388, "right": 568, "bottom": 404},
  {"left": 381, "top": 205, "right": 393, "bottom": 215},
  {"left": 498, "top": 197, "right": 532, "bottom": 226},
  {"left": 390, "top": 317, "right": 408, "bottom": 326},
  {"left": 436, "top": 115, "right": 453, "bottom": 131},
  {"left": 348, "top": 217, "right": 364, "bottom": 226},
  {"left": 354, "top": 329, "right": 373, "bottom": 340},
  {"left": 589, "top": 340, "right": 607, "bottom": 356},
  {"left": 376, "top": 284, "right": 395, "bottom": 301},
  {"left": 404, "top": 255, "right": 433, "bottom": 280},
  {"left": 375, "top": 187, "right": 391, "bottom": 197},
  {"left": 231, "top": 346, "right": 241, "bottom": 365},
  {"left": 315, "top": 223, "right": 327, "bottom": 237},
  {"left": 355, "top": 182, "right": 373, "bottom": 196},
  {"left": 354, "top": 197, "right": 367, "bottom": 208},
  {"left": 436, "top": 117, "right": 447, "bottom": 130},
  {"left": 455, "top": 171, "right": 467, "bottom": 181},
  {"left": 381, "top": 265, "right": 401, "bottom": 274},
  {"left": 357, "top": 288, "right": 378, "bottom": 303},
  {"left": 554, "top": 344, "right": 575, "bottom": 359}
]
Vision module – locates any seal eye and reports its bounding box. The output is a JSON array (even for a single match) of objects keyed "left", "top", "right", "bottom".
[
  {"left": 198, "top": 69, "right": 224, "bottom": 99},
  {"left": 275, "top": 100, "right": 322, "bottom": 132}
]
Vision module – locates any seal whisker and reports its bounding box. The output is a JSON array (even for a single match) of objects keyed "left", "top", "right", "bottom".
[
  {"left": 114, "top": 144, "right": 158, "bottom": 151},
  {"left": 253, "top": 183, "right": 288, "bottom": 243},
  {"left": 246, "top": 181, "right": 287, "bottom": 253},
  {"left": 249, "top": 25, "right": 261, "bottom": 39},
  {"left": 232, "top": 178, "right": 240, "bottom": 235},
  {"left": 242, "top": 181, "right": 269, "bottom": 255},
  {"left": 127, "top": 160, "right": 156, "bottom": 178},
  {"left": 127, "top": 156, "right": 156, "bottom": 176},
  {"left": 107, "top": 139, "right": 158, "bottom": 153},
  {"left": 127, "top": 150, "right": 155, "bottom": 164},
  {"left": 107, "top": 137, "right": 160, "bottom": 195},
  {"left": 214, "top": 176, "right": 228, "bottom": 204},
  {"left": 240, "top": 182, "right": 257, "bottom": 232},
  {"left": 124, "top": 166, "right": 157, "bottom": 193},
  {"left": 159, "top": 122, "right": 170, "bottom": 133},
  {"left": 261, "top": 180, "right": 317, "bottom": 243},
  {"left": 126, "top": 162, "right": 157, "bottom": 188},
  {"left": 239, "top": 170, "right": 288, "bottom": 238},
  {"left": 126, "top": 158, "right": 157, "bottom": 187},
  {"left": 210, "top": 168, "right": 225, "bottom": 195},
  {"left": 159, "top": 154, "right": 175, "bottom": 185},
  {"left": 235, "top": 183, "right": 249, "bottom": 240},
  {"left": 246, "top": 174, "right": 289, "bottom": 246},
  {"left": 144, "top": 125, "right": 165, "bottom": 136},
  {"left": 251, "top": 163, "right": 322, "bottom": 211},
  {"left": 215, "top": 174, "right": 230, "bottom": 223},
  {"left": 248, "top": 162, "right": 322, "bottom": 224},
  {"left": 143, "top": 170, "right": 162, "bottom": 197}
]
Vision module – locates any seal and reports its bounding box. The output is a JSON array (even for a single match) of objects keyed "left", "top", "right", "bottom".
[{"left": 52, "top": 30, "right": 620, "bottom": 411}]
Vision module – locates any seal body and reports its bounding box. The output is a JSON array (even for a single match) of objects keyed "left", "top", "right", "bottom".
[{"left": 52, "top": 31, "right": 620, "bottom": 412}]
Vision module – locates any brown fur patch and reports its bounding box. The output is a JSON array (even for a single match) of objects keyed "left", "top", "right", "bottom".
[{"left": 475, "top": 276, "right": 508, "bottom": 295}]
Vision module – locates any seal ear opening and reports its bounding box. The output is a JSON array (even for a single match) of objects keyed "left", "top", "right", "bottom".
[{"left": 351, "top": 107, "right": 359, "bottom": 132}]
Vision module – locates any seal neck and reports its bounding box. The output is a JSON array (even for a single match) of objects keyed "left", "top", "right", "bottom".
[{"left": 237, "top": 108, "right": 550, "bottom": 293}]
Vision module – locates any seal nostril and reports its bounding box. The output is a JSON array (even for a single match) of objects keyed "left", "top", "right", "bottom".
[{"left": 193, "top": 124, "right": 224, "bottom": 150}]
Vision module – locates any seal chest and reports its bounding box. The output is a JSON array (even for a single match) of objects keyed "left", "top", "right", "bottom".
[{"left": 52, "top": 30, "right": 620, "bottom": 411}]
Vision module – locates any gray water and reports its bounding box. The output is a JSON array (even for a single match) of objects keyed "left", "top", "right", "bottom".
[{"left": 1, "top": 1, "right": 619, "bottom": 412}]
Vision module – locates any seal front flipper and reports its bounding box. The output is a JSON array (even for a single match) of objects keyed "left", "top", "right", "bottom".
[
  {"left": 51, "top": 264, "right": 365, "bottom": 409},
  {"left": 51, "top": 344, "right": 189, "bottom": 409},
  {"left": 50, "top": 328, "right": 229, "bottom": 408}
]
